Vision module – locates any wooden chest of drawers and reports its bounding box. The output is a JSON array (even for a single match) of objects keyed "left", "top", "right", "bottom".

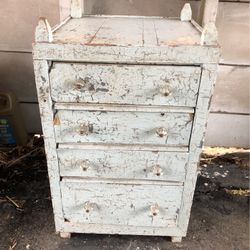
[{"left": 33, "top": 1, "right": 219, "bottom": 242}]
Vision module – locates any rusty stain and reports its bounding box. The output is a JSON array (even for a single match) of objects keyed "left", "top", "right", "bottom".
[{"left": 53, "top": 115, "right": 61, "bottom": 125}]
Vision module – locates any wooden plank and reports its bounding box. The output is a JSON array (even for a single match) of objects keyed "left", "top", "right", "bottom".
[
  {"left": 33, "top": 60, "right": 64, "bottom": 231},
  {"left": 54, "top": 110, "right": 193, "bottom": 146},
  {"left": 50, "top": 63, "right": 201, "bottom": 107},
  {"left": 205, "top": 113, "right": 250, "bottom": 148},
  {"left": 211, "top": 65, "right": 250, "bottom": 114},
  {"left": 217, "top": 2, "right": 250, "bottom": 65},
  {"left": 61, "top": 180, "right": 183, "bottom": 227},
  {"left": 200, "top": 0, "right": 219, "bottom": 27},
  {"left": 53, "top": 17, "right": 108, "bottom": 45},
  {"left": 59, "top": 143, "right": 188, "bottom": 152},
  {"left": 61, "top": 220, "right": 184, "bottom": 237},
  {"left": 33, "top": 43, "right": 220, "bottom": 64},
  {"left": 154, "top": 19, "right": 200, "bottom": 46},
  {"left": 178, "top": 64, "right": 218, "bottom": 233},
  {"left": 55, "top": 103, "right": 194, "bottom": 113},
  {"left": 53, "top": 17, "right": 202, "bottom": 47},
  {"left": 58, "top": 148, "right": 188, "bottom": 182}
]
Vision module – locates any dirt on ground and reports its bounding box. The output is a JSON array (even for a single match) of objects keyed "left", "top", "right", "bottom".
[{"left": 0, "top": 136, "right": 249, "bottom": 250}]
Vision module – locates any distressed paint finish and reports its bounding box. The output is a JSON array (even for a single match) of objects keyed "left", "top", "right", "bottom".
[
  {"left": 33, "top": 42, "right": 220, "bottom": 64},
  {"left": 57, "top": 148, "right": 188, "bottom": 182},
  {"left": 50, "top": 63, "right": 201, "bottom": 107},
  {"left": 54, "top": 110, "right": 193, "bottom": 146},
  {"left": 177, "top": 64, "right": 218, "bottom": 234},
  {"left": 61, "top": 180, "right": 183, "bottom": 227},
  {"left": 33, "top": 60, "right": 64, "bottom": 231},
  {"left": 33, "top": 8, "right": 220, "bottom": 241}
]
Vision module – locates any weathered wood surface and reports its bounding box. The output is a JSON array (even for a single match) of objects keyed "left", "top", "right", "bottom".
[
  {"left": 52, "top": 16, "right": 201, "bottom": 46},
  {"left": 59, "top": 143, "right": 188, "bottom": 153},
  {"left": 33, "top": 42, "right": 220, "bottom": 64},
  {"left": 54, "top": 103, "right": 194, "bottom": 113},
  {"left": 71, "top": 0, "right": 83, "bottom": 18},
  {"left": 178, "top": 64, "right": 218, "bottom": 233},
  {"left": 54, "top": 110, "right": 193, "bottom": 146},
  {"left": 180, "top": 3, "right": 192, "bottom": 22},
  {"left": 61, "top": 180, "right": 183, "bottom": 227},
  {"left": 50, "top": 63, "right": 201, "bottom": 107},
  {"left": 59, "top": 221, "right": 183, "bottom": 237},
  {"left": 33, "top": 60, "right": 64, "bottom": 232},
  {"left": 200, "top": 0, "right": 219, "bottom": 27},
  {"left": 35, "top": 18, "right": 53, "bottom": 42},
  {"left": 58, "top": 148, "right": 188, "bottom": 182}
]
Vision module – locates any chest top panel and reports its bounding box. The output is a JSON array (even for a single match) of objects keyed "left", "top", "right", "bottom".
[{"left": 53, "top": 16, "right": 201, "bottom": 47}]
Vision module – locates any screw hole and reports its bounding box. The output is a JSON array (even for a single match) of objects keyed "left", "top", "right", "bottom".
[
  {"left": 160, "top": 113, "right": 165, "bottom": 116},
  {"left": 156, "top": 173, "right": 161, "bottom": 176},
  {"left": 85, "top": 209, "right": 90, "bottom": 213},
  {"left": 152, "top": 212, "right": 157, "bottom": 216}
]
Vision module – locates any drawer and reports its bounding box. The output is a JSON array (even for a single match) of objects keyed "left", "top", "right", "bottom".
[
  {"left": 54, "top": 110, "right": 193, "bottom": 146},
  {"left": 61, "top": 180, "right": 183, "bottom": 228},
  {"left": 58, "top": 148, "right": 188, "bottom": 182},
  {"left": 50, "top": 63, "right": 201, "bottom": 107}
]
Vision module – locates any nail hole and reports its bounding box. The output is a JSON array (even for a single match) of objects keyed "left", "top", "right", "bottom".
[
  {"left": 152, "top": 212, "right": 157, "bottom": 216},
  {"left": 156, "top": 173, "right": 161, "bottom": 176},
  {"left": 143, "top": 169, "right": 147, "bottom": 172},
  {"left": 160, "top": 113, "right": 165, "bottom": 116},
  {"left": 85, "top": 209, "right": 90, "bottom": 213}
]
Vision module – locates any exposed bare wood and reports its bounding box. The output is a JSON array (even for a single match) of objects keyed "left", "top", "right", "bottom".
[
  {"left": 60, "top": 232, "right": 71, "bottom": 238},
  {"left": 171, "top": 236, "right": 182, "bottom": 243}
]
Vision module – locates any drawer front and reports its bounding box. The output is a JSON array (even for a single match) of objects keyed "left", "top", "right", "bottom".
[
  {"left": 58, "top": 148, "right": 188, "bottom": 182},
  {"left": 61, "top": 180, "right": 183, "bottom": 228},
  {"left": 50, "top": 63, "right": 201, "bottom": 107},
  {"left": 54, "top": 110, "right": 193, "bottom": 146}
]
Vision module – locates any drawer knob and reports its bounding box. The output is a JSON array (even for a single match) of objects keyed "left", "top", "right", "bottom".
[
  {"left": 83, "top": 201, "right": 96, "bottom": 213},
  {"left": 152, "top": 165, "right": 163, "bottom": 176},
  {"left": 77, "top": 124, "right": 91, "bottom": 136},
  {"left": 150, "top": 203, "right": 159, "bottom": 217},
  {"left": 156, "top": 127, "right": 168, "bottom": 137},
  {"left": 74, "top": 81, "right": 86, "bottom": 90},
  {"left": 160, "top": 86, "right": 171, "bottom": 97},
  {"left": 79, "top": 160, "right": 91, "bottom": 171}
]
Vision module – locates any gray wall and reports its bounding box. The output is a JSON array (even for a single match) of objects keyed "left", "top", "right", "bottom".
[{"left": 0, "top": 0, "right": 249, "bottom": 147}]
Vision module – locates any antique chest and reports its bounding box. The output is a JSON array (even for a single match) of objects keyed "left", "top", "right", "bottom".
[{"left": 33, "top": 0, "right": 220, "bottom": 242}]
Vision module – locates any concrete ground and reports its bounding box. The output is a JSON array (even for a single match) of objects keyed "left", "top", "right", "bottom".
[{"left": 0, "top": 141, "right": 249, "bottom": 250}]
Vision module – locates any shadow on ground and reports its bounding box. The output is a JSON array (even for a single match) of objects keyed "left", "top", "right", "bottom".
[{"left": 0, "top": 138, "right": 249, "bottom": 250}]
